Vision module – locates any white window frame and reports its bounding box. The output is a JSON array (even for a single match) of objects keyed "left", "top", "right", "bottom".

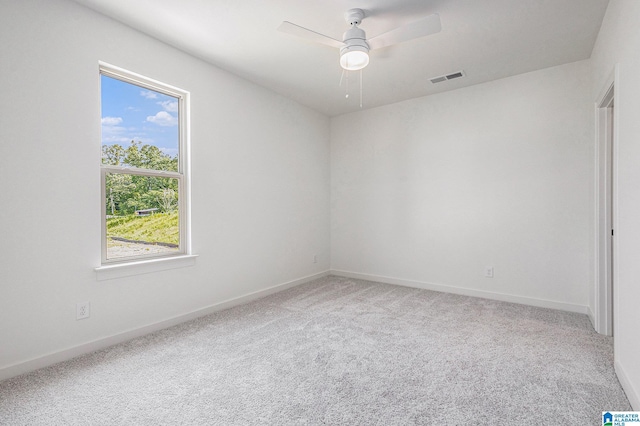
[{"left": 98, "top": 62, "right": 191, "bottom": 268}]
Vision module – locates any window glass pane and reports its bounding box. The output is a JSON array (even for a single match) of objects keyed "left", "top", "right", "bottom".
[
  {"left": 105, "top": 173, "right": 180, "bottom": 260},
  {"left": 101, "top": 74, "right": 179, "bottom": 171}
]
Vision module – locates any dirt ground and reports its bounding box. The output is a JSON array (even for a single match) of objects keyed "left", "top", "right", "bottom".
[{"left": 107, "top": 238, "right": 178, "bottom": 259}]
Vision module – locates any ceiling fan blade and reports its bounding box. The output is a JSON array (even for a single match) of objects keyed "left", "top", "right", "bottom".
[
  {"left": 278, "top": 21, "right": 344, "bottom": 49},
  {"left": 368, "top": 13, "right": 441, "bottom": 50}
]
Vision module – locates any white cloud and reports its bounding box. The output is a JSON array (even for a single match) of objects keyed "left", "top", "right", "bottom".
[
  {"left": 146, "top": 111, "right": 178, "bottom": 127},
  {"left": 157, "top": 100, "right": 178, "bottom": 113},
  {"left": 102, "top": 135, "right": 132, "bottom": 144},
  {"left": 101, "top": 117, "right": 151, "bottom": 144},
  {"left": 101, "top": 123, "right": 127, "bottom": 141},
  {"left": 140, "top": 90, "right": 158, "bottom": 99},
  {"left": 101, "top": 116, "right": 123, "bottom": 126},
  {"left": 101, "top": 130, "right": 152, "bottom": 145},
  {"left": 101, "top": 116, "right": 127, "bottom": 142}
]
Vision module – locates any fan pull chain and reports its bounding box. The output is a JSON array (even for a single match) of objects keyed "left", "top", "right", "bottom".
[
  {"left": 345, "top": 70, "right": 349, "bottom": 98},
  {"left": 339, "top": 69, "right": 363, "bottom": 106},
  {"left": 339, "top": 69, "right": 350, "bottom": 99}
]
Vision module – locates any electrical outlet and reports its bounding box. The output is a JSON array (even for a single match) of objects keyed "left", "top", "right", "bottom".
[
  {"left": 76, "top": 301, "right": 90, "bottom": 320},
  {"left": 485, "top": 266, "right": 494, "bottom": 278},
  {"left": 313, "top": 254, "right": 318, "bottom": 264}
]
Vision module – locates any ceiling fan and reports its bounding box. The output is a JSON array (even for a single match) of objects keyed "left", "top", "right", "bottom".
[{"left": 278, "top": 8, "right": 442, "bottom": 71}]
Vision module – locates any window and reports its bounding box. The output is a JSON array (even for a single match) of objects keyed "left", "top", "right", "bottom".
[{"left": 99, "top": 63, "right": 189, "bottom": 264}]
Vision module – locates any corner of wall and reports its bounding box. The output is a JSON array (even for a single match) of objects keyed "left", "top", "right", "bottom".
[{"left": 616, "top": 361, "right": 640, "bottom": 410}]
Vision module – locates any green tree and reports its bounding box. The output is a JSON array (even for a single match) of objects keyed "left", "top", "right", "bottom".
[
  {"left": 105, "top": 173, "right": 135, "bottom": 215},
  {"left": 102, "top": 144, "right": 125, "bottom": 166},
  {"left": 103, "top": 141, "right": 178, "bottom": 215}
]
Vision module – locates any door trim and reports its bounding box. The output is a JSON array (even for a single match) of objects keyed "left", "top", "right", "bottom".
[{"left": 593, "top": 65, "right": 619, "bottom": 336}]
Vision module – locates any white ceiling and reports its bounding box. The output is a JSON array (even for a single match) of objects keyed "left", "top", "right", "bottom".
[{"left": 72, "top": 0, "right": 609, "bottom": 117}]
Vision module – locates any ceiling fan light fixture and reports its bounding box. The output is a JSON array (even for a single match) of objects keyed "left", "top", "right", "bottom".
[
  {"left": 340, "top": 46, "right": 369, "bottom": 70},
  {"left": 278, "top": 8, "right": 442, "bottom": 75},
  {"left": 340, "top": 24, "right": 369, "bottom": 71}
]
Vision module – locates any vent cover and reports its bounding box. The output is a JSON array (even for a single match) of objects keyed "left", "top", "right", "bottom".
[{"left": 430, "top": 70, "right": 465, "bottom": 84}]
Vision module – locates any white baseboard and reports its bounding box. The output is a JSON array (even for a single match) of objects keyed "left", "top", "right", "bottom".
[
  {"left": 330, "top": 270, "right": 589, "bottom": 314},
  {"left": 0, "top": 270, "right": 329, "bottom": 383},
  {"left": 616, "top": 360, "right": 640, "bottom": 410}
]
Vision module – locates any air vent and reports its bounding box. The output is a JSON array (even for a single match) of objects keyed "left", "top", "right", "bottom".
[
  {"left": 430, "top": 70, "right": 466, "bottom": 84},
  {"left": 430, "top": 76, "right": 447, "bottom": 84}
]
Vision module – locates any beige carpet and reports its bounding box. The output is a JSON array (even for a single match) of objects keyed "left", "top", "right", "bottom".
[{"left": 0, "top": 275, "right": 631, "bottom": 425}]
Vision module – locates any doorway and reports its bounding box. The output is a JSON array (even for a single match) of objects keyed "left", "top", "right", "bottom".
[{"left": 595, "top": 73, "right": 616, "bottom": 336}]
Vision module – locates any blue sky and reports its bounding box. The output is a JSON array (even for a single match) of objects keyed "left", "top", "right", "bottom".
[{"left": 101, "top": 75, "right": 179, "bottom": 158}]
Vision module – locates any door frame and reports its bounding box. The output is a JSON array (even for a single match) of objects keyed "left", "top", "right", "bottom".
[{"left": 594, "top": 66, "right": 619, "bottom": 336}]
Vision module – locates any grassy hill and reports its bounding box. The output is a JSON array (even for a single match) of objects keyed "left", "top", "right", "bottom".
[{"left": 107, "top": 211, "right": 179, "bottom": 245}]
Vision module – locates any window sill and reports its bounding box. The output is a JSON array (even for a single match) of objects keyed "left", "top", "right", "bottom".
[{"left": 95, "top": 254, "right": 198, "bottom": 281}]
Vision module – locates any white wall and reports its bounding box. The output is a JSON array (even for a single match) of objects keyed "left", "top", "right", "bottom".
[
  {"left": 0, "top": 0, "right": 330, "bottom": 378},
  {"left": 590, "top": 0, "right": 640, "bottom": 410},
  {"left": 331, "top": 60, "right": 594, "bottom": 312}
]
